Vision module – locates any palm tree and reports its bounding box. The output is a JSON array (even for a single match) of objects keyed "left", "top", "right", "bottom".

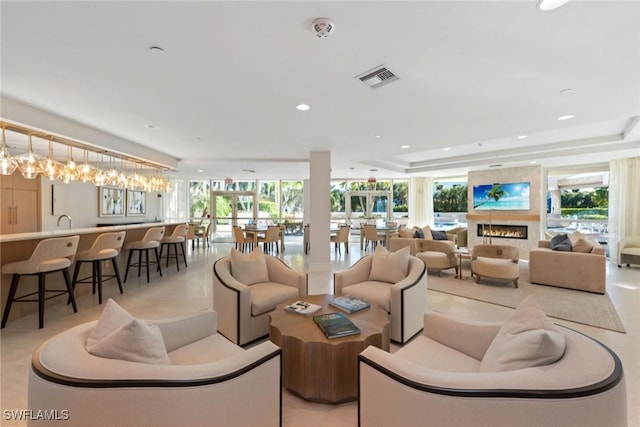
[{"left": 474, "top": 184, "right": 507, "bottom": 208}]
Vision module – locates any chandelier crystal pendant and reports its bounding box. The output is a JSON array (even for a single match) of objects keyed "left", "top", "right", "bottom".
[
  {"left": 0, "top": 125, "right": 18, "bottom": 176},
  {"left": 17, "top": 134, "right": 43, "bottom": 179},
  {"left": 78, "top": 149, "right": 95, "bottom": 183},
  {"left": 59, "top": 145, "right": 80, "bottom": 183},
  {"left": 39, "top": 137, "right": 65, "bottom": 180}
]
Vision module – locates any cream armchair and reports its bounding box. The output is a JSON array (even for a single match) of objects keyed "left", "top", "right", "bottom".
[
  {"left": 28, "top": 310, "right": 282, "bottom": 427},
  {"left": 359, "top": 311, "right": 627, "bottom": 427},
  {"left": 471, "top": 243, "right": 519, "bottom": 287},
  {"left": 214, "top": 255, "right": 307, "bottom": 346},
  {"left": 334, "top": 254, "right": 427, "bottom": 344},
  {"left": 415, "top": 239, "right": 458, "bottom": 276},
  {"left": 617, "top": 236, "right": 640, "bottom": 268}
]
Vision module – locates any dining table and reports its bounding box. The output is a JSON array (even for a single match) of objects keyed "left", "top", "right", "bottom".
[
  {"left": 243, "top": 225, "right": 285, "bottom": 252},
  {"left": 359, "top": 225, "right": 399, "bottom": 250}
]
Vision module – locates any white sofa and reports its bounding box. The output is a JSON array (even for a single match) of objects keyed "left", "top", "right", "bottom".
[
  {"left": 28, "top": 310, "right": 282, "bottom": 427},
  {"left": 359, "top": 311, "right": 627, "bottom": 427}
]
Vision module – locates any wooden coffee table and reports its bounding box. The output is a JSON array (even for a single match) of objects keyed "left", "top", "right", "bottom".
[{"left": 269, "top": 294, "right": 390, "bottom": 403}]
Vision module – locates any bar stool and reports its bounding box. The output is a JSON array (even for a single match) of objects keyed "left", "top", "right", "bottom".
[
  {"left": 1, "top": 235, "right": 80, "bottom": 329},
  {"left": 71, "top": 231, "right": 126, "bottom": 304},
  {"left": 159, "top": 224, "right": 188, "bottom": 271},
  {"left": 124, "top": 227, "right": 165, "bottom": 283}
]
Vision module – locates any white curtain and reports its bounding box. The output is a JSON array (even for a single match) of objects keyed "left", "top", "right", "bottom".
[
  {"left": 409, "top": 177, "right": 433, "bottom": 227},
  {"left": 163, "top": 178, "right": 189, "bottom": 221},
  {"left": 608, "top": 157, "right": 640, "bottom": 257}
]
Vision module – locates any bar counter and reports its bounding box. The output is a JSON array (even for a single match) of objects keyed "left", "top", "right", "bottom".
[{"left": 0, "top": 222, "right": 181, "bottom": 326}]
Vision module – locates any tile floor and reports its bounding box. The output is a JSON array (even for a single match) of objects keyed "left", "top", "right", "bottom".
[{"left": 1, "top": 237, "right": 638, "bottom": 427}]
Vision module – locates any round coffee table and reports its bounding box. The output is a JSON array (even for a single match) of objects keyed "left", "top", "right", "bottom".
[{"left": 269, "top": 294, "right": 390, "bottom": 403}]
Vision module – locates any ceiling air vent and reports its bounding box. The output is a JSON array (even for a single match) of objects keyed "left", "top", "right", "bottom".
[{"left": 356, "top": 65, "right": 399, "bottom": 89}]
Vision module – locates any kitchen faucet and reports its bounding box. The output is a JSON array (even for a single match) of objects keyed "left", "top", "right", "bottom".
[{"left": 57, "top": 214, "right": 73, "bottom": 230}]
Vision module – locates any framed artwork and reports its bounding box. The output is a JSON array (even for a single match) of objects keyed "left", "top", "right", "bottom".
[
  {"left": 99, "top": 186, "right": 125, "bottom": 217},
  {"left": 127, "top": 190, "right": 146, "bottom": 216}
]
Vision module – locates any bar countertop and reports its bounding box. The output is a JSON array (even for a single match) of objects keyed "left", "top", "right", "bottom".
[{"left": 0, "top": 222, "right": 181, "bottom": 243}]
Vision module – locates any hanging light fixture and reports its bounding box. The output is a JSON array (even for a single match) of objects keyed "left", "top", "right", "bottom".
[
  {"left": 17, "top": 134, "right": 43, "bottom": 179},
  {"left": 77, "top": 149, "right": 95, "bottom": 183},
  {"left": 92, "top": 153, "right": 108, "bottom": 186},
  {"left": 39, "top": 136, "right": 64, "bottom": 180},
  {"left": 60, "top": 145, "right": 79, "bottom": 183},
  {"left": 0, "top": 125, "right": 18, "bottom": 175}
]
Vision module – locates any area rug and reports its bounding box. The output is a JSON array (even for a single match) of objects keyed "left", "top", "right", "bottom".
[{"left": 427, "top": 263, "right": 626, "bottom": 333}]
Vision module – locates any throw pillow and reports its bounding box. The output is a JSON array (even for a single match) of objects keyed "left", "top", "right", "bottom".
[
  {"left": 369, "top": 245, "right": 410, "bottom": 283},
  {"left": 480, "top": 296, "right": 566, "bottom": 372},
  {"left": 413, "top": 228, "right": 425, "bottom": 239},
  {"left": 572, "top": 237, "right": 595, "bottom": 253},
  {"left": 87, "top": 318, "right": 171, "bottom": 365},
  {"left": 421, "top": 226, "right": 433, "bottom": 240},
  {"left": 229, "top": 247, "right": 269, "bottom": 285},
  {"left": 568, "top": 231, "right": 587, "bottom": 246},
  {"left": 431, "top": 230, "right": 448, "bottom": 240},
  {"left": 550, "top": 233, "right": 572, "bottom": 251},
  {"left": 86, "top": 299, "right": 134, "bottom": 348}
]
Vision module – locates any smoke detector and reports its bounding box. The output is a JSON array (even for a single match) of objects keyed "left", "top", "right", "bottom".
[{"left": 311, "top": 18, "right": 335, "bottom": 38}]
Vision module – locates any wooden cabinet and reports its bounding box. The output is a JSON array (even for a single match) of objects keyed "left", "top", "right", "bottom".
[{"left": 1, "top": 173, "right": 40, "bottom": 234}]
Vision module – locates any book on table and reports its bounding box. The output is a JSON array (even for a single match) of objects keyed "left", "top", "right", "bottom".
[
  {"left": 328, "top": 295, "right": 370, "bottom": 313},
  {"left": 313, "top": 312, "right": 361, "bottom": 339},
  {"left": 284, "top": 300, "right": 322, "bottom": 316}
]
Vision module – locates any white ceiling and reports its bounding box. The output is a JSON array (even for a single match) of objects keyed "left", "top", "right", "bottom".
[{"left": 1, "top": 1, "right": 639, "bottom": 181}]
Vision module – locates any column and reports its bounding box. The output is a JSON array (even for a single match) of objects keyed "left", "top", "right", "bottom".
[{"left": 308, "top": 151, "right": 331, "bottom": 294}]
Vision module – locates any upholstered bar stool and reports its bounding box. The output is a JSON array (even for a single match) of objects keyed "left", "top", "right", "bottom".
[
  {"left": 71, "top": 231, "right": 126, "bottom": 304},
  {"left": 124, "top": 227, "right": 165, "bottom": 283},
  {"left": 159, "top": 224, "right": 188, "bottom": 271},
  {"left": 1, "top": 235, "right": 80, "bottom": 329}
]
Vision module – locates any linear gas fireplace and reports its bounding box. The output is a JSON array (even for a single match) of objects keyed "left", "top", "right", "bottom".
[{"left": 477, "top": 224, "right": 528, "bottom": 240}]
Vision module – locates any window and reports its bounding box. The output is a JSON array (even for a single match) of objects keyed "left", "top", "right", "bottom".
[{"left": 189, "top": 180, "right": 211, "bottom": 220}]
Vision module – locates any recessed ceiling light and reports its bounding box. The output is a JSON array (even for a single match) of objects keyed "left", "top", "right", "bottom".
[
  {"left": 149, "top": 46, "right": 165, "bottom": 54},
  {"left": 197, "top": 169, "right": 205, "bottom": 173},
  {"left": 375, "top": 135, "right": 381, "bottom": 139},
  {"left": 537, "top": 0, "right": 570, "bottom": 11},
  {"left": 400, "top": 145, "right": 410, "bottom": 149},
  {"left": 517, "top": 135, "right": 527, "bottom": 139},
  {"left": 557, "top": 114, "right": 575, "bottom": 121},
  {"left": 145, "top": 124, "right": 159, "bottom": 129},
  {"left": 296, "top": 104, "right": 310, "bottom": 111},
  {"left": 560, "top": 88, "right": 573, "bottom": 94},
  {"left": 442, "top": 147, "right": 451, "bottom": 151},
  {"left": 529, "top": 161, "right": 537, "bottom": 164},
  {"left": 369, "top": 168, "right": 378, "bottom": 172},
  {"left": 242, "top": 169, "right": 256, "bottom": 173}
]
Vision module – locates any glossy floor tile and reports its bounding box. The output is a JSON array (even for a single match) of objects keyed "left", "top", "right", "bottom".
[{"left": 1, "top": 237, "right": 638, "bottom": 427}]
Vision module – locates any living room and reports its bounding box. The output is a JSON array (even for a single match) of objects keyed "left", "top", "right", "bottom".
[{"left": 1, "top": 1, "right": 639, "bottom": 426}]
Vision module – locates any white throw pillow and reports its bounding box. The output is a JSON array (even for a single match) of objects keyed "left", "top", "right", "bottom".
[
  {"left": 572, "top": 237, "right": 595, "bottom": 253},
  {"left": 480, "top": 296, "right": 566, "bottom": 372},
  {"left": 86, "top": 299, "right": 134, "bottom": 348},
  {"left": 87, "top": 318, "right": 171, "bottom": 365},
  {"left": 230, "top": 247, "right": 270, "bottom": 285},
  {"left": 369, "top": 245, "right": 410, "bottom": 283}
]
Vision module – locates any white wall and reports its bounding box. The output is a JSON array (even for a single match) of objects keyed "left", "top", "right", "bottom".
[{"left": 40, "top": 179, "right": 161, "bottom": 231}]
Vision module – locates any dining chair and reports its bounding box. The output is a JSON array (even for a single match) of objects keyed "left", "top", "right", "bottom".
[
  {"left": 364, "top": 225, "right": 383, "bottom": 252},
  {"left": 258, "top": 226, "right": 281, "bottom": 254},
  {"left": 330, "top": 225, "right": 351, "bottom": 254},
  {"left": 233, "top": 225, "right": 254, "bottom": 252}
]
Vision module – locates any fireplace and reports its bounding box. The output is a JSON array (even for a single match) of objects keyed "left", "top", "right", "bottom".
[{"left": 477, "top": 224, "right": 528, "bottom": 240}]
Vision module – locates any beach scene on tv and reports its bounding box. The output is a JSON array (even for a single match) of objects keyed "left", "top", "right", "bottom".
[{"left": 473, "top": 182, "right": 531, "bottom": 210}]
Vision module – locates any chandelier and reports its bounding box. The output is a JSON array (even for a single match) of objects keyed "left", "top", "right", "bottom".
[{"left": 0, "top": 120, "right": 173, "bottom": 192}]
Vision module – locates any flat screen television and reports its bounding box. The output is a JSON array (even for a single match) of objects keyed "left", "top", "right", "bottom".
[{"left": 472, "top": 182, "right": 531, "bottom": 211}]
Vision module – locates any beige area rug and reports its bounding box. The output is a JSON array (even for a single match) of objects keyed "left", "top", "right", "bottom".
[{"left": 427, "top": 263, "right": 626, "bottom": 333}]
